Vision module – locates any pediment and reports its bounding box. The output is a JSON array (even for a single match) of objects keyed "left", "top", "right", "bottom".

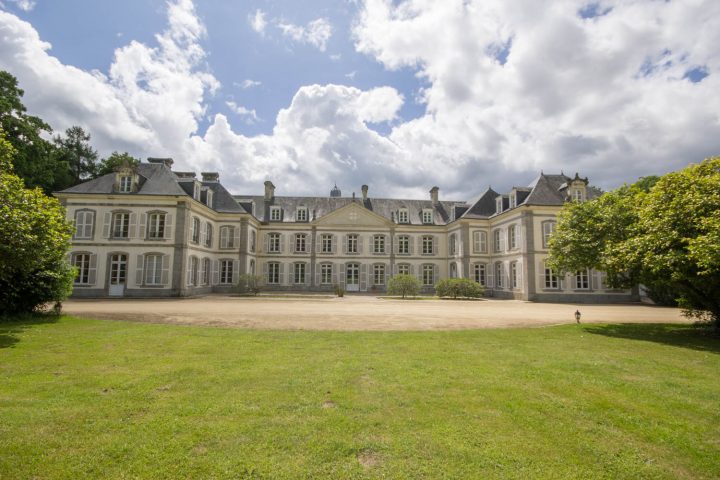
[{"left": 314, "top": 202, "right": 392, "bottom": 227}]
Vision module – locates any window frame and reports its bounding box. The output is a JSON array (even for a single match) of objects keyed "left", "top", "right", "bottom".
[
  {"left": 321, "top": 234, "right": 333, "bottom": 253},
  {"left": 320, "top": 263, "right": 333, "bottom": 284},
  {"left": 398, "top": 208, "right": 409, "bottom": 224},
  {"left": 111, "top": 212, "right": 130, "bottom": 239},
  {"left": 544, "top": 262, "right": 559, "bottom": 289},
  {"left": 397, "top": 235, "right": 410, "bottom": 255},
  {"left": 293, "top": 262, "right": 306, "bottom": 284},
  {"left": 542, "top": 221, "right": 556, "bottom": 249},
  {"left": 373, "top": 235, "right": 385, "bottom": 254},
  {"left": 422, "top": 209, "right": 433, "bottom": 224},
  {"left": 575, "top": 269, "right": 590, "bottom": 290},
  {"left": 191, "top": 217, "right": 200, "bottom": 244},
  {"left": 397, "top": 263, "right": 410, "bottom": 275},
  {"left": 268, "top": 233, "right": 281, "bottom": 253},
  {"left": 347, "top": 234, "right": 358, "bottom": 254},
  {"left": 296, "top": 207, "right": 308, "bottom": 222},
  {"left": 270, "top": 206, "right": 282, "bottom": 221},
  {"left": 74, "top": 210, "right": 95, "bottom": 239},
  {"left": 473, "top": 263, "right": 486, "bottom": 286},
  {"left": 219, "top": 226, "right": 235, "bottom": 249},
  {"left": 72, "top": 253, "right": 91, "bottom": 285},
  {"left": 267, "top": 262, "right": 280, "bottom": 284},
  {"left": 220, "top": 259, "right": 234, "bottom": 285},
  {"left": 472, "top": 231, "right": 487, "bottom": 253},
  {"left": 295, "top": 233, "right": 307, "bottom": 253},
  {"left": 144, "top": 254, "right": 163, "bottom": 286},
  {"left": 119, "top": 175, "right": 133, "bottom": 193},
  {"left": 373, "top": 264, "right": 385, "bottom": 285},
  {"left": 422, "top": 264, "right": 434, "bottom": 286},
  {"left": 421, "top": 235, "right": 434, "bottom": 255}
]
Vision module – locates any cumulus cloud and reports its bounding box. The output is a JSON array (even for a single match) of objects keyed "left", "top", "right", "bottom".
[
  {"left": 3, "top": 0, "right": 36, "bottom": 11},
  {"left": 248, "top": 9, "right": 266, "bottom": 35},
  {"left": 278, "top": 18, "right": 332, "bottom": 52},
  {"left": 225, "top": 100, "right": 259, "bottom": 124},
  {"left": 236, "top": 79, "right": 261, "bottom": 89}
]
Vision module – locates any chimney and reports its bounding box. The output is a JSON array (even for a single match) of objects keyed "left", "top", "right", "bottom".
[
  {"left": 264, "top": 180, "right": 275, "bottom": 201},
  {"left": 361, "top": 184, "right": 368, "bottom": 202},
  {"left": 201, "top": 172, "right": 219, "bottom": 182},
  {"left": 147, "top": 157, "right": 174, "bottom": 168},
  {"left": 430, "top": 186, "right": 439, "bottom": 204}
]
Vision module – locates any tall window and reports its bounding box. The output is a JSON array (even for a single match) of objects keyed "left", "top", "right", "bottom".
[
  {"left": 398, "top": 209, "right": 409, "bottom": 223},
  {"left": 373, "top": 264, "right": 385, "bottom": 285},
  {"left": 542, "top": 221, "right": 556, "bottom": 248},
  {"left": 347, "top": 234, "right": 358, "bottom": 254},
  {"left": 270, "top": 206, "right": 282, "bottom": 221},
  {"left": 202, "top": 258, "right": 211, "bottom": 285},
  {"left": 422, "top": 209, "right": 433, "bottom": 224},
  {"left": 112, "top": 212, "right": 130, "bottom": 238},
  {"left": 575, "top": 270, "right": 589, "bottom": 289},
  {"left": 220, "top": 260, "right": 234, "bottom": 284},
  {"left": 191, "top": 217, "right": 200, "bottom": 243},
  {"left": 119, "top": 175, "right": 132, "bottom": 192},
  {"left": 496, "top": 197, "right": 503, "bottom": 213},
  {"left": 250, "top": 231, "right": 256, "bottom": 252},
  {"left": 294, "top": 263, "right": 306, "bottom": 284},
  {"left": 510, "top": 262, "right": 518, "bottom": 289},
  {"left": 473, "top": 263, "right": 486, "bottom": 286},
  {"left": 148, "top": 213, "right": 165, "bottom": 239},
  {"left": 373, "top": 235, "right": 385, "bottom": 254},
  {"left": 268, "top": 262, "right": 280, "bottom": 284},
  {"left": 72, "top": 253, "right": 90, "bottom": 284},
  {"left": 422, "top": 236, "right": 434, "bottom": 255},
  {"left": 493, "top": 229, "right": 502, "bottom": 252},
  {"left": 187, "top": 256, "right": 198, "bottom": 286},
  {"left": 295, "top": 234, "right": 307, "bottom": 253},
  {"left": 509, "top": 225, "right": 518, "bottom": 250},
  {"left": 206, "top": 190, "right": 214, "bottom": 208},
  {"left": 144, "top": 254, "right": 163, "bottom": 285},
  {"left": 572, "top": 189, "right": 584, "bottom": 202},
  {"left": 473, "top": 231, "right": 487, "bottom": 253},
  {"left": 220, "top": 226, "right": 235, "bottom": 248},
  {"left": 205, "top": 223, "right": 213, "bottom": 247},
  {"left": 544, "top": 262, "right": 559, "bottom": 289},
  {"left": 74, "top": 211, "right": 94, "bottom": 239},
  {"left": 268, "top": 233, "right": 281, "bottom": 253},
  {"left": 320, "top": 263, "right": 332, "bottom": 284},
  {"left": 449, "top": 234, "right": 457, "bottom": 255},
  {"left": 495, "top": 262, "right": 504, "bottom": 288},
  {"left": 422, "top": 264, "right": 434, "bottom": 286},
  {"left": 509, "top": 193, "right": 517, "bottom": 209},
  {"left": 193, "top": 183, "right": 201, "bottom": 201},
  {"left": 321, "top": 234, "right": 333, "bottom": 253},
  {"left": 397, "top": 264, "right": 410, "bottom": 275},
  {"left": 398, "top": 235, "right": 410, "bottom": 254},
  {"left": 296, "top": 207, "right": 308, "bottom": 222}
]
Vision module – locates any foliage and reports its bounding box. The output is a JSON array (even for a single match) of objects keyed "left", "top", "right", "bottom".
[
  {"left": 333, "top": 284, "right": 345, "bottom": 297},
  {"left": 0, "top": 134, "right": 75, "bottom": 314},
  {"left": 435, "top": 278, "right": 484, "bottom": 299},
  {"left": 53, "top": 126, "right": 99, "bottom": 184},
  {"left": 96, "top": 151, "right": 140, "bottom": 178},
  {"left": 549, "top": 158, "right": 720, "bottom": 326},
  {"left": 387, "top": 273, "right": 421, "bottom": 298},
  {"left": 237, "top": 274, "right": 262, "bottom": 295}
]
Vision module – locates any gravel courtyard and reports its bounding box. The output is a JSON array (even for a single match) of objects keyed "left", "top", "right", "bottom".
[{"left": 62, "top": 295, "right": 688, "bottom": 330}]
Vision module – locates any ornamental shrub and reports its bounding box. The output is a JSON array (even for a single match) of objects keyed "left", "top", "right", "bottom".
[{"left": 435, "top": 278, "right": 484, "bottom": 299}]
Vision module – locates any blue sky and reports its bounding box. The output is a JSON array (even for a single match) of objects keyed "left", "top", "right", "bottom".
[{"left": 1, "top": 0, "right": 718, "bottom": 198}]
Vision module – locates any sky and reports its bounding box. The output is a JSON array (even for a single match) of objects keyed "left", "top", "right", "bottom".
[{"left": 0, "top": 0, "right": 718, "bottom": 200}]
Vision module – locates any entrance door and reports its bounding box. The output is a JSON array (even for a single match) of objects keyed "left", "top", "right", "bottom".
[
  {"left": 109, "top": 254, "right": 127, "bottom": 296},
  {"left": 346, "top": 263, "right": 359, "bottom": 292}
]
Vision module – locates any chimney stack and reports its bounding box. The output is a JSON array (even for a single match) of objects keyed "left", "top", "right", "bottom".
[
  {"left": 264, "top": 180, "right": 275, "bottom": 201},
  {"left": 201, "top": 172, "right": 219, "bottom": 182},
  {"left": 147, "top": 157, "right": 174, "bottom": 168},
  {"left": 430, "top": 186, "right": 439, "bottom": 204},
  {"left": 361, "top": 184, "right": 368, "bottom": 202}
]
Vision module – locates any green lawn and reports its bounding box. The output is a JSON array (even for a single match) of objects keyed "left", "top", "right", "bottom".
[{"left": 1, "top": 316, "right": 718, "bottom": 479}]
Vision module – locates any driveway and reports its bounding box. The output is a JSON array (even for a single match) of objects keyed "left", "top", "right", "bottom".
[{"left": 62, "top": 295, "right": 688, "bottom": 331}]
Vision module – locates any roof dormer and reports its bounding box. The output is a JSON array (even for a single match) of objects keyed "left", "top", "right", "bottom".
[
  {"left": 114, "top": 165, "right": 139, "bottom": 193},
  {"left": 567, "top": 173, "right": 589, "bottom": 202}
]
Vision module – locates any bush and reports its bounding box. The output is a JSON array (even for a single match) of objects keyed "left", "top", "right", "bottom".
[
  {"left": 0, "top": 134, "right": 75, "bottom": 314},
  {"left": 334, "top": 284, "right": 345, "bottom": 297},
  {"left": 237, "top": 274, "right": 262, "bottom": 295},
  {"left": 387, "top": 274, "right": 421, "bottom": 299},
  {"left": 435, "top": 278, "right": 484, "bottom": 299}
]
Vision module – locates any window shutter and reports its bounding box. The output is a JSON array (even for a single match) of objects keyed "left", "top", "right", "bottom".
[
  {"left": 186, "top": 259, "right": 192, "bottom": 286},
  {"left": 315, "top": 235, "right": 322, "bottom": 253},
  {"left": 160, "top": 255, "right": 169, "bottom": 285},
  {"left": 263, "top": 233, "right": 269, "bottom": 253},
  {"left": 198, "top": 259, "right": 205, "bottom": 286},
  {"left": 305, "top": 264, "right": 311, "bottom": 285},
  {"left": 135, "top": 254, "right": 144, "bottom": 286},
  {"left": 432, "top": 236, "right": 438, "bottom": 255},
  {"left": 337, "top": 263, "right": 345, "bottom": 288},
  {"left": 88, "top": 254, "right": 97, "bottom": 285},
  {"left": 343, "top": 235, "right": 348, "bottom": 254},
  {"left": 162, "top": 213, "right": 171, "bottom": 240},
  {"left": 332, "top": 263, "right": 339, "bottom": 285},
  {"left": 200, "top": 223, "right": 206, "bottom": 246},
  {"left": 129, "top": 213, "right": 137, "bottom": 239},
  {"left": 393, "top": 263, "right": 399, "bottom": 275},
  {"left": 292, "top": 234, "right": 298, "bottom": 253},
  {"left": 385, "top": 264, "right": 390, "bottom": 285},
  {"left": 331, "top": 235, "right": 337, "bottom": 254},
  {"left": 232, "top": 260, "right": 239, "bottom": 284},
  {"left": 315, "top": 266, "right": 321, "bottom": 286},
  {"left": 103, "top": 212, "right": 111, "bottom": 238},
  {"left": 279, "top": 263, "right": 285, "bottom": 285},
  {"left": 357, "top": 236, "right": 364, "bottom": 254},
  {"left": 433, "top": 264, "right": 439, "bottom": 284},
  {"left": 139, "top": 213, "right": 147, "bottom": 239},
  {"left": 408, "top": 264, "right": 415, "bottom": 276},
  {"left": 408, "top": 237, "right": 414, "bottom": 255},
  {"left": 233, "top": 226, "right": 240, "bottom": 250},
  {"left": 263, "top": 262, "right": 269, "bottom": 284},
  {"left": 394, "top": 237, "right": 399, "bottom": 254},
  {"left": 360, "top": 263, "right": 367, "bottom": 290},
  {"left": 285, "top": 234, "right": 292, "bottom": 254}
]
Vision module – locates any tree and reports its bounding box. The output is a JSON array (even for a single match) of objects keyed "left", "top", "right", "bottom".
[
  {"left": 237, "top": 274, "right": 262, "bottom": 296},
  {"left": 0, "top": 133, "right": 75, "bottom": 315},
  {"left": 387, "top": 274, "right": 421, "bottom": 299},
  {"left": 54, "top": 126, "right": 99, "bottom": 184},
  {"left": 435, "top": 278, "right": 484, "bottom": 299},
  {"left": 96, "top": 151, "right": 140, "bottom": 177},
  {"left": 549, "top": 158, "right": 720, "bottom": 327}
]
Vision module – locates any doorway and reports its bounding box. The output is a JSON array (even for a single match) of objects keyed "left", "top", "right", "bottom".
[{"left": 109, "top": 254, "right": 127, "bottom": 296}]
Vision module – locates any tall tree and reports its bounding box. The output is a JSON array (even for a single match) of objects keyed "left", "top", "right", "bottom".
[
  {"left": 54, "top": 126, "right": 99, "bottom": 184},
  {"left": 96, "top": 151, "right": 140, "bottom": 177}
]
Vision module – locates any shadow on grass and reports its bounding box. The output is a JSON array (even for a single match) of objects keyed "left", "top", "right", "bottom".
[
  {"left": 0, "top": 313, "right": 60, "bottom": 349},
  {"left": 583, "top": 323, "right": 720, "bottom": 354}
]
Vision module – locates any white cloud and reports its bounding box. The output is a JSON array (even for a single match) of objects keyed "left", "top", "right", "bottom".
[
  {"left": 5, "top": 0, "right": 35, "bottom": 11},
  {"left": 278, "top": 17, "right": 332, "bottom": 52},
  {"left": 248, "top": 9, "right": 267, "bottom": 35},
  {"left": 225, "top": 100, "right": 259, "bottom": 124},
  {"left": 236, "top": 79, "right": 261, "bottom": 89}
]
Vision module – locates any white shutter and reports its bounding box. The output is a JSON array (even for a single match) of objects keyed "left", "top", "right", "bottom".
[
  {"left": 316, "top": 234, "right": 322, "bottom": 253},
  {"left": 432, "top": 236, "right": 438, "bottom": 255},
  {"left": 161, "top": 255, "right": 170, "bottom": 285},
  {"left": 200, "top": 222, "right": 207, "bottom": 246},
  {"left": 343, "top": 235, "right": 348, "bottom": 254},
  {"left": 337, "top": 263, "right": 345, "bottom": 288},
  {"left": 263, "top": 262, "right": 269, "bottom": 285},
  {"left": 232, "top": 260, "right": 239, "bottom": 284},
  {"left": 263, "top": 233, "right": 270, "bottom": 253},
  {"left": 360, "top": 263, "right": 367, "bottom": 291},
  {"left": 305, "top": 264, "right": 311, "bottom": 285},
  {"left": 199, "top": 258, "right": 205, "bottom": 286},
  {"left": 233, "top": 226, "right": 240, "bottom": 250},
  {"left": 162, "top": 213, "right": 171, "bottom": 240},
  {"left": 135, "top": 254, "right": 144, "bottom": 286},
  {"left": 88, "top": 254, "right": 97, "bottom": 285},
  {"left": 394, "top": 236, "right": 399, "bottom": 254},
  {"left": 103, "top": 212, "right": 111, "bottom": 238},
  {"left": 279, "top": 263, "right": 285, "bottom": 285},
  {"left": 212, "top": 260, "right": 219, "bottom": 285},
  {"left": 284, "top": 234, "right": 291, "bottom": 254},
  {"left": 385, "top": 264, "right": 390, "bottom": 285},
  {"left": 315, "top": 265, "right": 321, "bottom": 286},
  {"left": 357, "top": 236, "right": 364, "bottom": 254},
  {"left": 332, "top": 263, "right": 339, "bottom": 285},
  {"left": 129, "top": 213, "right": 137, "bottom": 239},
  {"left": 139, "top": 213, "right": 147, "bottom": 240},
  {"left": 433, "top": 264, "right": 439, "bottom": 285},
  {"left": 186, "top": 259, "right": 192, "bottom": 286}
]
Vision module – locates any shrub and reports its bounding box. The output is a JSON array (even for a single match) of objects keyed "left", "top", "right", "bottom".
[
  {"left": 237, "top": 274, "right": 262, "bottom": 295},
  {"left": 435, "top": 278, "right": 484, "bottom": 299},
  {"left": 334, "top": 284, "right": 345, "bottom": 297},
  {"left": 387, "top": 274, "right": 421, "bottom": 299}
]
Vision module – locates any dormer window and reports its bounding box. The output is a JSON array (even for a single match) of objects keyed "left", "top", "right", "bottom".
[
  {"left": 398, "top": 208, "right": 409, "bottom": 223},
  {"left": 572, "top": 189, "right": 585, "bottom": 202},
  {"left": 119, "top": 175, "right": 133, "bottom": 193},
  {"left": 270, "top": 206, "right": 282, "bottom": 221},
  {"left": 296, "top": 207, "right": 308, "bottom": 222},
  {"left": 193, "top": 182, "right": 201, "bottom": 201},
  {"left": 422, "top": 209, "right": 433, "bottom": 224},
  {"left": 509, "top": 193, "right": 517, "bottom": 209},
  {"left": 206, "top": 189, "right": 214, "bottom": 208},
  {"left": 496, "top": 197, "right": 503, "bottom": 214}
]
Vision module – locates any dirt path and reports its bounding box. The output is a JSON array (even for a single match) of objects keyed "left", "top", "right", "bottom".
[{"left": 62, "top": 295, "right": 688, "bottom": 331}]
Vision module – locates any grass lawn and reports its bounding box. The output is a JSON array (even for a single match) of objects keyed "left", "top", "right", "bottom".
[{"left": 1, "top": 316, "right": 718, "bottom": 479}]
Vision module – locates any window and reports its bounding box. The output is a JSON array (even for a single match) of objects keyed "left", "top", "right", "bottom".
[
  {"left": 205, "top": 223, "right": 213, "bottom": 248},
  {"left": 220, "top": 226, "right": 235, "bottom": 248},
  {"left": 495, "top": 262, "right": 504, "bottom": 288},
  {"left": 112, "top": 212, "right": 130, "bottom": 238},
  {"left": 220, "top": 260, "right": 234, "bottom": 284},
  {"left": 422, "top": 264, "right": 434, "bottom": 286},
  {"left": 191, "top": 217, "right": 200, "bottom": 243},
  {"left": 422, "top": 209, "right": 433, "bottom": 224},
  {"left": 202, "top": 258, "right": 210, "bottom": 285},
  {"left": 572, "top": 189, "right": 584, "bottom": 202},
  {"left": 473, "top": 263, "right": 486, "bottom": 286},
  {"left": 320, "top": 263, "right": 333, "bottom": 284},
  {"left": 267, "top": 262, "right": 280, "bottom": 284},
  {"left": 397, "top": 264, "right": 410, "bottom": 275},
  {"left": 295, "top": 233, "right": 307, "bottom": 253},
  {"left": 206, "top": 190, "right": 214, "bottom": 208},
  {"left": 373, "top": 264, "right": 385, "bottom": 285},
  {"left": 542, "top": 221, "right": 556, "bottom": 248},
  {"left": 321, "top": 234, "right": 333, "bottom": 253},
  {"left": 509, "top": 225, "right": 518, "bottom": 250},
  {"left": 347, "top": 234, "right": 358, "bottom": 254},
  {"left": 187, "top": 256, "right": 198, "bottom": 286},
  {"left": 398, "top": 208, "right": 409, "bottom": 223},
  {"left": 144, "top": 254, "right": 163, "bottom": 285},
  {"left": 422, "top": 236, "right": 434, "bottom": 255},
  {"left": 148, "top": 213, "right": 166, "bottom": 239},
  {"left": 250, "top": 231, "right": 256, "bottom": 253},
  {"left": 269, "top": 233, "right": 281, "bottom": 253},
  {"left": 72, "top": 253, "right": 91, "bottom": 284},
  {"left": 509, "top": 194, "right": 517, "bottom": 209},
  {"left": 373, "top": 235, "right": 385, "bottom": 254},
  {"left": 575, "top": 270, "right": 589, "bottom": 289},
  {"left": 293, "top": 263, "right": 306, "bottom": 284},
  {"left": 270, "top": 206, "right": 282, "bottom": 221},
  {"left": 397, "top": 235, "right": 410, "bottom": 254},
  {"left": 510, "top": 262, "right": 519, "bottom": 289},
  {"left": 74, "top": 210, "right": 94, "bottom": 239},
  {"left": 119, "top": 175, "right": 132, "bottom": 193},
  {"left": 449, "top": 234, "right": 457, "bottom": 255},
  {"left": 193, "top": 183, "right": 201, "bottom": 201},
  {"left": 296, "top": 207, "right": 308, "bottom": 222},
  {"left": 496, "top": 197, "right": 503, "bottom": 213},
  {"left": 544, "top": 262, "right": 559, "bottom": 289},
  {"left": 473, "top": 231, "right": 487, "bottom": 253},
  {"left": 450, "top": 263, "right": 457, "bottom": 278},
  {"left": 493, "top": 229, "right": 502, "bottom": 252}
]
